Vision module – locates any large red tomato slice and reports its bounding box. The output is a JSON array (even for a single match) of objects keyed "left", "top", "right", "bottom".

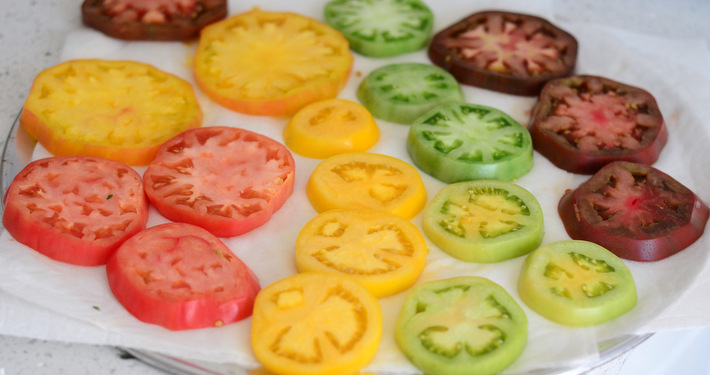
[
  {"left": 2, "top": 156, "right": 149, "bottom": 266},
  {"left": 143, "top": 126, "right": 296, "bottom": 237},
  {"left": 106, "top": 222, "right": 261, "bottom": 330}
]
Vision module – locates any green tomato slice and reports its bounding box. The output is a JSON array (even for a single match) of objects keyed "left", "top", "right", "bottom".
[
  {"left": 356, "top": 63, "right": 464, "bottom": 125},
  {"left": 407, "top": 102, "right": 533, "bottom": 183},
  {"left": 324, "top": 0, "right": 434, "bottom": 57},
  {"left": 518, "top": 240, "right": 638, "bottom": 327},
  {"left": 423, "top": 180, "right": 544, "bottom": 263},
  {"left": 396, "top": 276, "right": 528, "bottom": 375}
]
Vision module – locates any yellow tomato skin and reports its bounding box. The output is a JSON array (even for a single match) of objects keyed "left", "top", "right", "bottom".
[
  {"left": 284, "top": 99, "right": 380, "bottom": 158},
  {"left": 251, "top": 272, "right": 382, "bottom": 375}
]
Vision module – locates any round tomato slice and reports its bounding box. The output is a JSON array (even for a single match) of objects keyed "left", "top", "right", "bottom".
[
  {"left": 428, "top": 10, "right": 578, "bottom": 96},
  {"left": 306, "top": 152, "right": 427, "bottom": 220},
  {"left": 20, "top": 59, "right": 203, "bottom": 166},
  {"left": 558, "top": 161, "right": 709, "bottom": 261},
  {"left": 193, "top": 9, "right": 353, "bottom": 116},
  {"left": 143, "top": 126, "right": 295, "bottom": 237},
  {"left": 423, "top": 180, "right": 544, "bottom": 263},
  {"left": 295, "top": 208, "right": 428, "bottom": 297},
  {"left": 251, "top": 271, "right": 382, "bottom": 375},
  {"left": 530, "top": 75, "right": 668, "bottom": 174},
  {"left": 283, "top": 98, "right": 380, "bottom": 159},
  {"left": 2, "top": 156, "right": 148, "bottom": 266},
  {"left": 106, "top": 222, "right": 260, "bottom": 330},
  {"left": 396, "top": 276, "right": 528, "bottom": 375},
  {"left": 518, "top": 240, "right": 637, "bottom": 327},
  {"left": 81, "top": 0, "right": 228, "bottom": 41}
]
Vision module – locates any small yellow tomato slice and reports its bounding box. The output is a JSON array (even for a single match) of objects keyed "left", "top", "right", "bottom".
[
  {"left": 284, "top": 99, "right": 380, "bottom": 158},
  {"left": 295, "top": 209, "right": 428, "bottom": 297},
  {"left": 251, "top": 272, "right": 382, "bottom": 375},
  {"left": 306, "top": 152, "right": 427, "bottom": 219}
]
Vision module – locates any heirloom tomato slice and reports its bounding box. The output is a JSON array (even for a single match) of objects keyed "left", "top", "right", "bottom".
[
  {"left": 143, "top": 126, "right": 295, "bottom": 237},
  {"left": 251, "top": 272, "right": 382, "bottom": 375},
  {"left": 428, "top": 10, "right": 578, "bottom": 96},
  {"left": 396, "top": 276, "right": 528, "bottom": 375},
  {"left": 558, "top": 161, "right": 709, "bottom": 261},
  {"left": 306, "top": 152, "right": 427, "bottom": 220},
  {"left": 295, "top": 208, "right": 428, "bottom": 297},
  {"left": 324, "top": 0, "right": 433, "bottom": 57},
  {"left": 20, "top": 59, "right": 202, "bottom": 166},
  {"left": 407, "top": 102, "right": 533, "bottom": 183},
  {"left": 423, "top": 180, "right": 544, "bottom": 263},
  {"left": 2, "top": 156, "right": 148, "bottom": 266},
  {"left": 194, "top": 9, "right": 353, "bottom": 116},
  {"left": 518, "top": 240, "right": 637, "bottom": 326},
  {"left": 106, "top": 222, "right": 260, "bottom": 330},
  {"left": 81, "top": 0, "right": 227, "bottom": 41},
  {"left": 530, "top": 75, "right": 668, "bottom": 174},
  {"left": 356, "top": 63, "right": 464, "bottom": 125},
  {"left": 283, "top": 99, "right": 380, "bottom": 159}
]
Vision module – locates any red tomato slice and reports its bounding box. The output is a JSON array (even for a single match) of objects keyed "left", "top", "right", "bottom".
[
  {"left": 106, "top": 222, "right": 260, "bottom": 330},
  {"left": 143, "top": 126, "right": 295, "bottom": 237},
  {"left": 2, "top": 156, "right": 149, "bottom": 266}
]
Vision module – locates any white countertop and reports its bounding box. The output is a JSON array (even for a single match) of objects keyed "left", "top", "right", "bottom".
[{"left": 1, "top": 1, "right": 709, "bottom": 374}]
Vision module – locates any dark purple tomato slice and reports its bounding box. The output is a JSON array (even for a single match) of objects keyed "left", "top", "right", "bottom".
[
  {"left": 428, "top": 10, "right": 578, "bottom": 96},
  {"left": 558, "top": 161, "right": 709, "bottom": 262},
  {"left": 530, "top": 75, "right": 668, "bottom": 174}
]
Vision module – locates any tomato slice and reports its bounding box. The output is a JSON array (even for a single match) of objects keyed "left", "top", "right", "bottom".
[
  {"left": 306, "top": 152, "right": 427, "bottom": 220},
  {"left": 295, "top": 208, "right": 428, "bottom": 297},
  {"left": 530, "top": 75, "right": 668, "bottom": 174},
  {"left": 2, "top": 156, "right": 148, "bottom": 266},
  {"left": 423, "top": 180, "right": 544, "bottom": 263},
  {"left": 428, "top": 10, "right": 578, "bottom": 96},
  {"left": 518, "top": 240, "right": 638, "bottom": 326},
  {"left": 251, "top": 271, "right": 382, "bottom": 375},
  {"left": 143, "top": 126, "right": 295, "bottom": 237},
  {"left": 106, "top": 222, "right": 260, "bottom": 330},
  {"left": 81, "top": 0, "right": 228, "bottom": 41},
  {"left": 193, "top": 9, "right": 353, "bottom": 116},
  {"left": 558, "top": 161, "right": 709, "bottom": 261},
  {"left": 395, "top": 276, "right": 528, "bottom": 375},
  {"left": 407, "top": 102, "right": 533, "bottom": 183},
  {"left": 324, "top": 0, "right": 434, "bottom": 57},
  {"left": 356, "top": 63, "right": 464, "bottom": 125},
  {"left": 283, "top": 99, "right": 380, "bottom": 159}
]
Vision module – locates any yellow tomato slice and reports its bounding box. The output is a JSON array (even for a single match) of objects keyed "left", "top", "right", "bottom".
[
  {"left": 295, "top": 209, "right": 428, "bottom": 297},
  {"left": 306, "top": 152, "right": 427, "bottom": 219},
  {"left": 194, "top": 9, "right": 353, "bottom": 116},
  {"left": 20, "top": 59, "right": 203, "bottom": 166},
  {"left": 251, "top": 272, "right": 382, "bottom": 375},
  {"left": 283, "top": 99, "right": 380, "bottom": 158}
]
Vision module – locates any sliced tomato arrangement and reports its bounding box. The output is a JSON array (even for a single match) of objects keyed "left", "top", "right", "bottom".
[
  {"left": 106, "top": 222, "right": 260, "bottom": 330},
  {"left": 143, "top": 126, "right": 295, "bottom": 237},
  {"left": 530, "top": 75, "right": 668, "bottom": 174},
  {"left": 558, "top": 161, "right": 709, "bottom": 261},
  {"left": 324, "top": 0, "right": 434, "bottom": 57},
  {"left": 81, "top": 0, "right": 228, "bottom": 41},
  {"left": 251, "top": 271, "right": 382, "bottom": 375},
  {"left": 518, "top": 240, "right": 637, "bottom": 326},
  {"left": 396, "top": 276, "right": 528, "bottom": 375},
  {"left": 2, "top": 156, "right": 148, "bottom": 266},
  {"left": 193, "top": 9, "right": 353, "bottom": 116},
  {"left": 428, "top": 10, "right": 578, "bottom": 96}
]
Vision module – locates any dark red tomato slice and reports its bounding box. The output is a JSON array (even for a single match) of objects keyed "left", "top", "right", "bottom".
[
  {"left": 2, "top": 156, "right": 148, "bottom": 266},
  {"left": 530, "top": 75, "right": 668, "bottom": 174},
  {"left": 428, "top": 10, "right": 578, "bottom": 96},
  {"left": 81, "top": 0, "right": 227, "bottom": 41},
  {"left": 558, "top": 161, "right": 709, "bottom": 261},
  {"left": 143, "top": 126, "right": 295, "bottom": 238},
  {"left": 106, "top": 222, "right": 261, "bottom": 330}
]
